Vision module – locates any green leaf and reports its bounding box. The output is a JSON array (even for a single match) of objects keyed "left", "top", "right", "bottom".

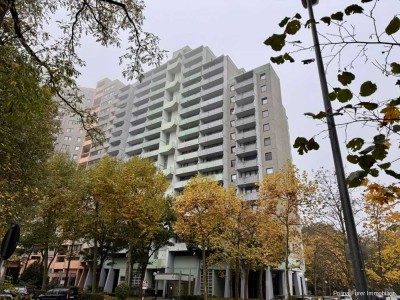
[
  {"left": 361, "top": 0, "right": 373, "bottom": 2},
  {"left": 359, "top": 102, "right": 378, "bottom": 110},
  {"left": 378, "top": 162, "right": 391, "bottom": 170},
  {"left": 304, "top": 111, "right": 326, "bottom": 119},
  {"left": 271, "top": 55, "right": 285, "bottom": 65},
  {"left": 305, "top": 18, "right": 316, "bottom": 28},
  {"left": 328, "top": 92, "right": 337, "bottom": 101},
  {"left": 344, "top": 5, "right": 364, "bottom": 15},
  {"left": 347, "top": 170, "right": 367, "bottom": 188},
  {"left": 285, "top": 20, "right": 301, "bottom": 35},
  {"left": 347, "top": 155, "right": 358, "bottom": 164},
  {"left": 359, "top": 145, "right": 375, "bottom": 155},
  {"left": 279, "top": 17, "right": 290, "bottom": 28},
  {"left": 293, "top": 137, "right": 308, "bottom": 155},
  {"left": 347, "top": 138, "right": 364, "bottom": 151},
  {"left": 393, "top": 125, "right": 400, "bottom": 132},
  {"left": 396, "top": 80, "right": 400, "bottom": 87},
  {"left": 370, "top": 168, "right": 379, "bottom": 177},
  {"left": 302, "top": 58, "right": 315, "bottom": 64},
  {"left": 384, "top": 169, "right": 400, "bottom": 180},
  {"left": 358, "top": 155, "right": 376, "bottom": 170},
  {"left": 360, "top": 81, "right": 377, "bottom": 97},
  {"left": 306, "top": 138, "right": 320, "bottom": 151},
  {"left": 283, "top": 53, "right": 294, "bottom": 63},
  {"left": 264, "top": 34, "right": 287, "bottom": 51},
  {"left": 373, "top": 134, "right": 386, "bottom": 144},
  {"left": 320, "top": 17, "right": 331, "bottom": 26},
  {"left": 391, "top": 62, "right": 400, "bottom": 74},
  {"left": 338, "top": 71, "right": 355, "bottom": 86},
  {"left": 331, "top": 12, "right": 344, "bottom": 21},
  {"left": 337, "top": 89, "right": 353, "bottom": 102},
  {"left": 294, "top": 13, "right": 302, "bottom": 19},
  {"left": 385, "top": 17, "right": 400, "bottom": 35}
]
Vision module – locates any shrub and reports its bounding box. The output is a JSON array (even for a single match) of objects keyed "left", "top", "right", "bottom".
[
  {"left": 114, "top": 283, "right": 133, "bottom": 300},
  {"left": 80, "top": 292, "right": 105, "bottom": 300}
]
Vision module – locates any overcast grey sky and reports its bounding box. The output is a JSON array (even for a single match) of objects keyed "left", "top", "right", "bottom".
[{"left": 76, "top": 0, "right": 399, "bottom": 180}]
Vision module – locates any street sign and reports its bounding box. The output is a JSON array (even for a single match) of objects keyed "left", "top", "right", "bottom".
[
  {"left": 142, "top": 280, "right": 148, "bottom": 289},
  {"left": 1, "top": 224, "right": 20, "bottom": 260}
]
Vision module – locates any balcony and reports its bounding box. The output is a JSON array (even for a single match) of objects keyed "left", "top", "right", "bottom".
[
  {"left": 236, "top": 103, "right": 255, "bottom": 118},
  {"left": 198, "top": 145, "right": 223, "bottom": 158},
  {"left": 236, "top": 129, "right": 257, "bottom": 143},
  {"left": 202, "top": 62, "right": 223, "bottom": 78},
  {"left": 201, "top": 95, "right": 223, "bottom": 110},
  {"left": 236, "top": 158, "right": 258, "bottom": 171},
  {"left": 236, "top": 143, "right": 257, "bottom": 157},
  {"left": 235, "top": 78, "right": 254, "bottom": 93},
  {"left": 183, "top": 52, "right": 203, "bottom": 67},
  {"left": 162, "top": 166, "right": 174, "bottom": 179},
  {"left": 235, "top": 115, "right": 256, "bottom": 130},
  {"left": 174, "top": 179, "right": 190, "bottom": 190},
  {"left": 149, "top": 87, "right": 165, "bottom": 100},
  {"left": 201, "top": 84, "right": 223, "bottom": 99},
  {"left": 182, "top": 71, "right": 202, "bottom": 86},
  {"left": 201, "top": 73, "right": 224, "bottom": 89},
  {"left": 166, "top": 79, "right": 180, "bottom": 92},
  {"left": 141, "top": 149, "right": 159, "bottom": 159},
  {"left": 198, "top": 131, "right": 223, "bottom": 146},
  {"left": 146, "top": 106, "right": 164, "bottom": 118},
  {"left": 199, "top": 106, "right": 223, "bottom": 123},
  {"left": 178, "top": 126, "right": 199, "bottom": 139},
  {"left": 163, "top": 98, "right": 178, "bottom": 112},
  {"left": 179, "top": 115, "right": 200, "bottom": 127},
  {"left": 159, "top": 142, "right": 177, "bottom": 155},
  {"left": 130, "top": 122, "right": 146, "bottom": 134},
  {"left": 236, "top": 174, "right": 259, "bottom": 187},
  {"left": 235, "top": 90, "right": 254, "bottom": 106},
  {"left": 199, "top": 119, "right": 223, "bottom": 133},
  {"left": 180, "top": 103, "right": 201, "bottom": 118},
  {"left": 145, "top": 116, "right": 164, "bottom": 130},
  {"left": 143, "top": 127, "right": 160, "bottom": 139},
  {"left": 181, "top": 92, "right": 201, "bottom": 107},
  {"left": 127, "top": 132, "right": 144, "bottom": 145},
  {"left": 177, "top": 139, "right": 199, "bottom": 152},
  {"left": 244, "top": 192, "right": 258, "bottom": 201},
  {"left": 161, "top": 118, "right": 179, "bottom": 132},
  {"left": 176, "top": 151, "right": 198, "bottom": 163},
  {"left": 197, "top": 159, "right": 223, "bottom": 172},
  {"left": 181, "top": 82, "right": 201, "bottom": 96},
  {"left": 148, "top": 97, "right": 165, "bottom": 110},
  {"left": 142, "top": 138, "right": 161, "bottom": 150},
  {"left": 175, "top": 164, "right": 198, "bottom": 176},
  {"left": 167, "top": 60, "right": 182, "bottom": 72},
  {"left": 132, "top": 102, "right": 148, "bottom": 116},
  {"left": 125, "top": 143, "right": 142, "bottom": 156}
]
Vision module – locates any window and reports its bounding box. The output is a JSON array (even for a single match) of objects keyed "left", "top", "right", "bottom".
[
  {"left": 231, "top": 146, "right": 236, "bottom": 154},
  {"left": 263, "top": 123, "right": 270, "bottom": 131},
  {"left": 72, "top": 154, "right": 78, "bottom": 160},
  {"left": 231, "top": 160, "right": 236, "bottom": 168},
  {"left": 77, "top": 137, "right": 82, "bottom": 142},
  {"left": 231, "top": 133, "right": 235, "bottom": 140},
  {"left": 262, "top": 110, "right": 269, "bottom": 118},
  {"left": 265, "top": 152, "right": 272, "bottom": 161},
  {"left": 230, "top": 108, "right": 234, "bottom": 115},
  {"left": 64, "top": 136, "right": 72, "bottom": 141},
  {"left": 260, "top": 73, "right": 266, "bottom": 80},
  {"left": 266, "top": 168, "right": 274, "bottom": 175},
  {"left": 261, "top": 85, "right": 267, "bottom": 92},
  {"left": 262, "top": 97, "right": 268, "bottom": 105},
  {"left": 230, "top": 85, "right": 235, "bottom": 91},
  {"left": 231, "top": 174, "right": 237, "bottom": 182},
  {"left": 60, "top": 144, "right": 70, "bottom": 151},
  {"left": 264, "top": 137, "right": 271, "bottom": 146},
  {"left": 66, "top": 128, "right": 73, "bottom": 133},
  {"left": 230, "top": 96, "right": 235, "bottom": 103},
  {"left": 230, "top": 120, "right": 235, "bottom": 127},
  {"left": 74, "top": 146, "right": 80, "bottom": 151}
]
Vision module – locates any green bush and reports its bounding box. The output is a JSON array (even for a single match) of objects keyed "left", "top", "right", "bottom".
[
  {"left": 115, "top": 283, "right": 133, "bottom": 300},
  {"left": 80, "top": 292, "right": 105, "bottom": 300}
]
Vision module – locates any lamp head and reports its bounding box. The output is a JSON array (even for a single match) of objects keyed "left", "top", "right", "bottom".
[{"left": 301, "top": 0, "right": 319, "bottom": 8}]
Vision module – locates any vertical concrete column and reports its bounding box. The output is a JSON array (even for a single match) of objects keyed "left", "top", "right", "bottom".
[
  {"left": 293, "top": 272, "right": 302, "bottom": 296},
  {"left": 224, "top": 266, "right": 230, "bottom": 298},
  {"left": 84, "top": 268, "right": 93, "bottom": 290},
  {"left": 98, "top": 268, "right": 107, "bottom": 289},
  {"left": 302, "top": 277, "right": 308, "bottom": 296},
  {"left": 265, "top": 267, "right": 274, "bottom": 300},
  {"left": 104, "top": 269, "right": 115, "bottom": 294}
]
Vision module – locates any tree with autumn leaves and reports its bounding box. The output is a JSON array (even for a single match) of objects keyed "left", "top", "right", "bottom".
[
  {"left": 174, "top": 176, "right": 286, "bottom": 300},
  {"left": 258, "top": 161, "right": 318, "bottom": 298}
]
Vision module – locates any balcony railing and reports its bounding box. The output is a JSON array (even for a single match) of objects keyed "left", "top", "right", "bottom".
[{"left": 236, "top": 174, "right": 259, "bottom": 186}]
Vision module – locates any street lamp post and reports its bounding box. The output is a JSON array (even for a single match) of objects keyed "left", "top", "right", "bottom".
[
  {"left": 153, "top": 271, "right": 159, "bottom": 300},
  {"left": 301, "top": 1, "right": 368, "bottom": 299}
]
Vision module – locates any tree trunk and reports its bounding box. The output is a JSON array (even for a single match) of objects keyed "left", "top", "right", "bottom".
[
  {"left": 258, "top": 269, "right": 264, "bottom": 300},
  {"left": 202, "top": 242, "right": 208, "bottom": 300},
  {"left": 138, "top": 262, "right": 147, "bottom": 299},
  {"left": 129, "top": 246, "right": 135, "bottom": 289},
  {"left": 41, "top": 245, "right": 49, "bottom": 291},
  {"left": 0, "top": 0, "right": 11, "bottom": 28},
  {"left": 92, "top": 238, "right": 98, "bottom": 292},
  {"left": 285, "top": 224, "right": 291, "bottom": 300},
  {"left": 23, "top": 250, "right": 33, "bottom": 273},
  {"left": 64, "top": 242, "right": 74, "bottom": 287},
  {"left": 235, "top": 257, "right": 240, "bottom": 300},
  {"left": 244, "top": 266, "right": 249, "bottom": 300}
]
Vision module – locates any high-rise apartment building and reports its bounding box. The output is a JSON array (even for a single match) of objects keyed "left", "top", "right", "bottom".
[{"left": 99, "top": 46, "right": 291, "bottom": 196}]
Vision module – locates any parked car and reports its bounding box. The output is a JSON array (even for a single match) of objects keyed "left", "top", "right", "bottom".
[
  {"left": 37, "top": 288, "right": 78, "bottom": 300},
  {"left": 0, "top": 293, "right": 13, "bottom": 300}
]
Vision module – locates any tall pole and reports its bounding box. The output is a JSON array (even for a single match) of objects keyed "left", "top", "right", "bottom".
[{"left": 304, "top": 0, "right": 369, "bottom": 299}]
